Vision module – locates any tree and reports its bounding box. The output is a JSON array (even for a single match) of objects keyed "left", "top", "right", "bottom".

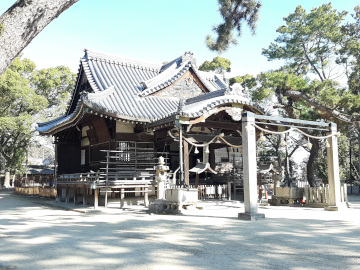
[
  {"left": 0, "top": 57, "right": 75, "bottom": 187},
  {"left": 0, "top": 0, "right": 79, "bottom": 76},
  {"left": 207, "top": 0, "right": 261, "bottom": 53},
  {"left": 199, "top": 56, "right": 231, "bottom": 73},
  {"left": 31, "top": 66, "right": 76, "bottom": 116},
  {"left": 262, "top": 4, "right": 348, "bottom": 81},
  {"left": 0, "top": 57, "right": 48, "bottom": 187},
  {"left": 256, "top": 4, "right": 360, "bottom": 185}
]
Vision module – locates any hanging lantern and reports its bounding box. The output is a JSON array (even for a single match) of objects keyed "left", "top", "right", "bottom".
[
  {"left": 325, "top": 138, "right": 330, "bottom": 148},
  {"left": 205, "top": 145, "right": 210, "bottom": 154},
  {"left": 306, "top": 137, "right": 312, "bottom": 149},
  {"left": 279, "top": 134, "right": 287, "bottom": 147},
  {"left": 258, "top": 132, "right": 266, "bottom": 142},
  {"left": 194, "top": 146, "right": 199, "bottom": 154}
]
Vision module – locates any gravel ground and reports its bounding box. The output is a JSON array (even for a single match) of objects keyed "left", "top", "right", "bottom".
[{"left": 0, "top": 190, "right": 360, "bottom": 270}]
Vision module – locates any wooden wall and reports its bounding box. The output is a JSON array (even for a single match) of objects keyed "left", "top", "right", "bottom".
[{"left": 57, "top": 140, "right": 81, "bottom": 174}]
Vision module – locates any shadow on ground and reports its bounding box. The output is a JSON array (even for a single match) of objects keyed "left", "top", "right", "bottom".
[{"left": 0, "top": 190, "right": 359, "bottom": 270}]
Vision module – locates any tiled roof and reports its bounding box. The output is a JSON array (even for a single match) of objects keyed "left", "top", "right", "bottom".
[
  {"left": 37, "top": 49, "right": 263, "bottom": 134},
  {"left": 81, "top": 49, "right": 179, "bottom": 121}
]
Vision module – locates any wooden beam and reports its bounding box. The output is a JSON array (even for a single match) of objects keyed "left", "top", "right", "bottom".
[
  {"left": 188, "top": 107, "right": 232, "bottom": 124},
  {"left": 194, "top": 121, "right": 241, "bottom": 130},
  {"left": 155, "top": 137, "right": 176, "bottom": 148},
  {"left": 116, "top": 133, "right": 154, "bottom": 142}
]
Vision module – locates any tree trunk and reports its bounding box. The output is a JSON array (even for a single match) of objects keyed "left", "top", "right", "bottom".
[
  {"left": 4, "top": 170, "right": 11, "bottom": 188},
  {"left": 358, "top": 133, "right": 360, "bottom": 176},
  {"left": 11, "top": 172, "right": 16, "bottom": 187},
  {"left": 306, "top": 138, "right": 319, "bottom": 187},
  {"left": 0, "top": 0, "right": 79, "bottom": 76}
]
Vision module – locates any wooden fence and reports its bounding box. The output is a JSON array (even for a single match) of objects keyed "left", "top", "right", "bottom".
[
  {"left": 14, "top": 187, "right": 57, "bottom": 198},
  {"left": 304, "top": 183, "right": 347, "bottom": 207},
  {"left": 189, "top": 185, "right": 229, "bottom": 200}
]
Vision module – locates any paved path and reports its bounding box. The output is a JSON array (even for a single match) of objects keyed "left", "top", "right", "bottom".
[{"left": 0, "top": 190, "right": 360, "bottom": 270}]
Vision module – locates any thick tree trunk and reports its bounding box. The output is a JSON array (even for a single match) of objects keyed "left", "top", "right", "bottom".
[
  {"left": 306, "top": 138, "right": 319, "bottom": 187},
  {"left": 358, "top": 133, "right": 360, "bottom": 175},
  {"left": 4, "top": 170, "right": 11, "bottom": 188},
  {"left": 11, "top": 173, "right": 16, "bottom": 187},
  {"left": 0, "top": 0, "right": 79, "bottom": 75}
]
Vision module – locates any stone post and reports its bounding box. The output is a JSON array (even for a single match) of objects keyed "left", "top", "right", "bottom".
[
  {"left": 325, "top": 123, "right": 342, "bottom": 211},
  {"left": 239, "top": 112, "right": 265, "bottom": 220},
  {"left": 155, "top": 156, "right": 169, "bottom": 200},
  {"left": 228, "top": 181, "right": 231, "bottom": 200},
  {"left": 120, "top": 188, "right": 125, "bottom": 208},
  {"left": 144, "top": 186, "right": 149, "bottom": 207}
]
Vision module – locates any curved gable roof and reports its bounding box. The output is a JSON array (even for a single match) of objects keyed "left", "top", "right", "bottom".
[
  {"left": 139, "top": 51, "right": 227, "bottom": 97},
  {"left": 37, "top": 49, "right": 264, "bottom": 134}
]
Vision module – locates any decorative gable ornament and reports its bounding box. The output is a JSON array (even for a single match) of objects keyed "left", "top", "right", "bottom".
[
  {"left": 156, "top": 73, "right": 204, "bottom": 99},
  {"left": 226, "top": 107, "right": 243, "bottom": 121},
  {"left": 181, "top": 51, "right": 196, "bottom": 67},
  {"left": 225, "top": 83, "right": 249, "bottom": 99}
]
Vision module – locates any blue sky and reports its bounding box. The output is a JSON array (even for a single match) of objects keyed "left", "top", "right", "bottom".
[{"left": 1, "top": 0, "right": 358, "bottom": 77}]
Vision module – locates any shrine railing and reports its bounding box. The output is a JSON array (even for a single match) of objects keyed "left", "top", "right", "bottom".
[{"left": 57, "top": 172, "right": 100, "bottom": 184}]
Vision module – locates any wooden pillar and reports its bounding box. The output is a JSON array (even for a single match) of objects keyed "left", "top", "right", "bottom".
[
  {"left": 184, "top": 140, "right": 189, "bottom": 186},
  {"left": 56, "top": 186, "right": 61, "bottom": 202},
  {"left": 144, "top": 186, "right": 149, "bottom": 207},
  {"left": 94, "top": 188, "right": 98, "bottom": 209},
  {"left": 325, "top": 123, "right": 342, "bottom": 211},
  {"left": 54, "top": 141, "right": 58, "bottom": 188},
  {"left": 83, "top": 187, "right": 88, "bottom": 206},
  {"left": 233, "top": 183, "right": 236, "bottom": 200},
  {"left": 105, "top": 151, "right": 109, "bottom": 208},
  {"left": 73, "top": 187, "right": 76, "bottom": 205},
  {"left": 104, "top": 188, "right": 108, "bottom": 208},
  {"left": 65, "top": 187, "right": 70, "bottom": 203},
  {"left": 239, "top": 112, "right": 265, "bottom": 220},
  {"left": 174, "top": 118, "right": 185, "bottom": 186},
  {"left": 209, "top": 144, "right": 216, "bottom": 170}
]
